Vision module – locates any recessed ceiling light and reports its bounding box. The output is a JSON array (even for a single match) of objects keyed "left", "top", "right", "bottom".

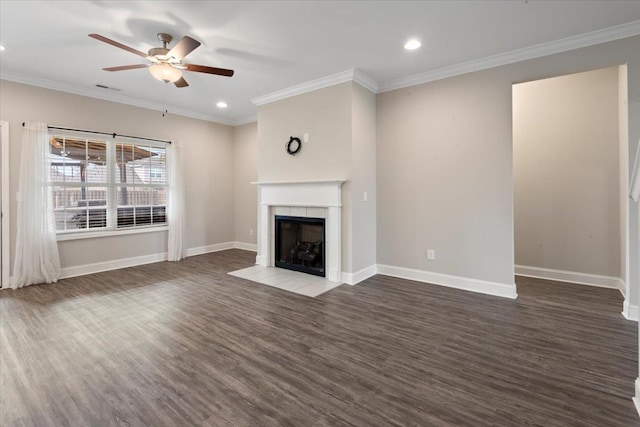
[
  {"left": 0, "top": 45, "right": 5, "bottom": 51},
  {"left": 404, "top": 39, "right": 421, "bottom": 50},
  {"left": 216, "top": 101, "right": 227, "bottom": 109}
]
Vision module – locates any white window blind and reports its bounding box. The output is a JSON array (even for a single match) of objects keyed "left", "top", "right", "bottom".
[{"left": 49, "top": 133, "right": 168, "bottom": 234}]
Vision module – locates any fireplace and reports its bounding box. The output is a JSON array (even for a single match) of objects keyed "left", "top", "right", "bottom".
[
  {"left": 253, "top": 180, "right": 345, "bottom": 283},
  {"left": 275, "top": 216, "right": 325, "bottom": 277}
]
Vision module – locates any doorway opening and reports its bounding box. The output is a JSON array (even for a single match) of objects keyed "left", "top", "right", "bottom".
[{"left": 512, "top": 66, "right": 629, "bottom": 316}]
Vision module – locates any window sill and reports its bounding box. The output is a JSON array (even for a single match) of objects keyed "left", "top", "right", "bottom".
[{"left": 57, "top": 225, "right": 169, "bottom": 241}]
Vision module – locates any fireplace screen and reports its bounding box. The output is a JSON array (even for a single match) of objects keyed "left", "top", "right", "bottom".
[{"left": 275, "top": 215, "right": 325, "bottom": 277}]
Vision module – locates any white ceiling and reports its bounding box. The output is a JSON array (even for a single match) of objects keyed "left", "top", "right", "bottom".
[{"left": 2, "top": 1, "right": 640, "bottom": 125}]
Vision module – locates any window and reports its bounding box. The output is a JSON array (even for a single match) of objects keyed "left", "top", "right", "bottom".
[{"left": 50, "top": 134, "right": 167, "bottom": 234}]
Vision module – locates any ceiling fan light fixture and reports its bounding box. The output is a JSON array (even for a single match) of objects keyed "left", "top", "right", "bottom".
[{"left": 149, "top": 63, "right": 182, "bottom": 83}]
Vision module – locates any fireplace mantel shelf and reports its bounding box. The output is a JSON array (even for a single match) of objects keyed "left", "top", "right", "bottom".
[{"left": 252, "top": 179, "right": 346, "bottom": 186}]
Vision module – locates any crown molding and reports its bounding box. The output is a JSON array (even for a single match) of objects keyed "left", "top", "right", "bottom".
[
  {"left": 353, "top": 69, "right": 379, "bottom": 93},
  {"left": 0, "top": 70, "right": 235, "bottom": 126},
  {"left": 378, "top": 19, "right": 640, "bottom": 93},
  {"left": 232, "top": 114, "right": 258, "bottom": 126},
  {"left": 251, "top": 68, "right": 379, "bottom": 106}
]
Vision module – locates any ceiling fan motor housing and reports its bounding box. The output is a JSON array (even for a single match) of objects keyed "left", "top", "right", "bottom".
[
  {"left": 149, "top": 33, "right": 174, "bottom": 62},
  {"left": 148, "top": 47, "right": 170, "bottom": 58}
]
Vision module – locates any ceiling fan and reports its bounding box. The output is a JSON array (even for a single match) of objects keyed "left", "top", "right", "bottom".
[{"left": 89, "top": 33, "right": 234, "bottom": 88}]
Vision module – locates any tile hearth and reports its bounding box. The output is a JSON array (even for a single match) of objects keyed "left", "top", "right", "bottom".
[{"left": 228, "top": 265, "right": 342, "bottom": 297}]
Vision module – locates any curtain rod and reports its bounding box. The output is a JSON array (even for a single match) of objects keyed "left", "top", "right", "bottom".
[{"left": 21, "top": 123, "right": 171, "bottom": 144}]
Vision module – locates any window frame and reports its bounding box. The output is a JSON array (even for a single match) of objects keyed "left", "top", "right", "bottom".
[{"left": 49, "top": 131, "right": 169, "bottom": 240}]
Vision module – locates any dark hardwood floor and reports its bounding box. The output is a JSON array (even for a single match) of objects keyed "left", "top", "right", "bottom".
[{"left": 1, "top": 249, "right": 638, "bottom": 426}]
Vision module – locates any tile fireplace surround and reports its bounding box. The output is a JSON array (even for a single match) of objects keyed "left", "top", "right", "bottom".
[{"left": 252, "top": 180, "right": 346, "bottom": 283}]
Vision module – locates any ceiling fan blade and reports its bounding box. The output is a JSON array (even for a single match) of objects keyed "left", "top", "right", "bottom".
[
  {"left": 174, "top": 77, "right": 189, "bottom": 88},
  {"left": 89, "top": 34, "right": 148, "bottom": 58},
  {"left": 168, "top": 36, "right": 201, "bottom": 60},
  {"left": 185, "top": 64, "right": 234, "bottom": 77},
  {"left": 103, "top": 64, "right": 149, "bottom": 72}
]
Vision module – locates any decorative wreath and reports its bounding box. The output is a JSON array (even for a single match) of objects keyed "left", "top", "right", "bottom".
[{"left": 286, "top": 136, "right": 302, "bottom": 155}]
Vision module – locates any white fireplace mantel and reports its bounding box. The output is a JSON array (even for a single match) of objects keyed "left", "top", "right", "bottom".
[{"left": 252, "top": 180, "right": 346, "bottom": 283}]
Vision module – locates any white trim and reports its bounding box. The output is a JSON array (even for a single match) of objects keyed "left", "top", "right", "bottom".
[
  {"left": 260, "top": 202, "right": 342, "bottom": 208},
  {"left": 232, "top": 115, "right": 258, "bottom": 126},
  {"left": 377, "top": 264, "right": 518, "bottom": 299},
  {"left": 353, "top": 69, "right": 380, "bottom": 94},
  {"left": 622, "top": 299, "right": 639, "bottom": 321},
  {"left": 251, "top": 69, "right": 377, "bottom": 106},
  {"left": 2, "top": 241, "right": 246, "bottom": 286},
  {"left": 342, "top": 264, "right": 377, "bottom": 285},
  {"left": 619, "top": 65, "right": 631, "bottom": 322},
  {"left": 59, "top": 252, "right": 168, "bottom": 279},
  {"left": 255, "top": 181, "right": 345, "bottom": 283},
  {"left": 1, "top": 71, "right": 235, "bottom": 126},
  {"left": 634, "top": 378, "right": 640, "bottom": 417},
  {"left": 234, "top": 241, "right": 257, "bottom": 252},
  {"left": 378, "top": 20, "right": 640, "bottom": 93},
  {"left": 0, "top": 122, "right": 9, "bottom": 289},
  {"left": 57, "top": 225, "right": 169, "bottom": 241},
  {"left": 515, "top": 265, "right": 623, "bottom": 289},
  {"left": 253, "top": 179, "right": 347, "bottom": 186},
  {"left": 620, "top": 280, "right": 627, "bottom": 298},
  {"left": 185, "top": 242, "right": 235, "bottom": 257}
]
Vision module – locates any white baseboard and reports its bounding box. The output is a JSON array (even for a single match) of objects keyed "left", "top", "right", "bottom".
[
  {"left": 185, "top": 242, "right": 235, "bottom": 257},
  {"left": 233, "top": 241, "right": 257, "bottom": 252},
  {"left": 342, "top": 264, "right": 378, "bottom": 285},
  {"left": 60, "top": 252, "right": 168, "bottom": 279},
  {"left": 515, "top": 265, "right": 623, "bottom": 289},
  {"left": 619, "top": 280, "right": 628, "bottom": 298},
  {"left": 55, "top": 242, "right": 240, "bottom": 281},
  {"left": 622, "top": 299, "right": 639, "bottom": 321},
  {"left": 377, "top": 264, "right": 517, "bottom": 299},
  {"left": 634, "top": 378, "right": 640, "bottom": 418},
  {"left": 3, "top": 242, "right": 269, "bottom": 287}
]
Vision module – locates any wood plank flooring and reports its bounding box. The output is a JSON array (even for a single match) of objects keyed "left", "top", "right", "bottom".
[{"left": 1, "top": 249, "right": 637, "bottom": 426}]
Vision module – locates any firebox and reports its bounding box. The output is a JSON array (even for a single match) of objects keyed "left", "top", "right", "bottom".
[{"left": 275, "top": 215, "right": 325, "bottom": 277}]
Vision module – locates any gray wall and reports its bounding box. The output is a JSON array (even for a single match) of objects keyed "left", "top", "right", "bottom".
[
  {"left": 350, "top": 83, "right": 377, "bottom": 272},
  {"left": 233, "top": 122, "right": 258, "bottom": 246},
  {"left": 377, "top": 69, "right": 514, "bottom": 285},
  {"left": 256, "top": 81, "right": 377, "bottom": 273},
  {"left": 513, "top": 67, "right": 621, "bottom": 277},
  {"left": 258, "top": 82, "right": 354, "bottom": 271},
  {"left": 376, "top": 35, "right": 640, "bottom": 288},
  {"left": 257, "top": 82, "right": 353, "bottom": 183},
  {"left": 0, "top": 80, "right": 235, "bottom": 272},
  {"left": 258, "top": 83, "right": 352, "bottom": 272}
]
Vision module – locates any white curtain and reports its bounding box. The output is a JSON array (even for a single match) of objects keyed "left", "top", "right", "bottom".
[
  {"left": 13, "top": 122, "right": 61, "bottom": 288},
  {"left": 167, "top": 141, "right": 185, "bottom": 261}
]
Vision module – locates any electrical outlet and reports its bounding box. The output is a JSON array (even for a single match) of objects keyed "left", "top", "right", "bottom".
[
  {"left": 427, "top": 249, "right": 435, "bottom": 260},
  {"left": 249, "top": 229, "right": 254, "bottom": 236},
  {"left": 363, "top": 191, "right": 368, "bottom": 202},
  {"left": 303, "top": 133, "right": 309, "bottom": 143}
]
